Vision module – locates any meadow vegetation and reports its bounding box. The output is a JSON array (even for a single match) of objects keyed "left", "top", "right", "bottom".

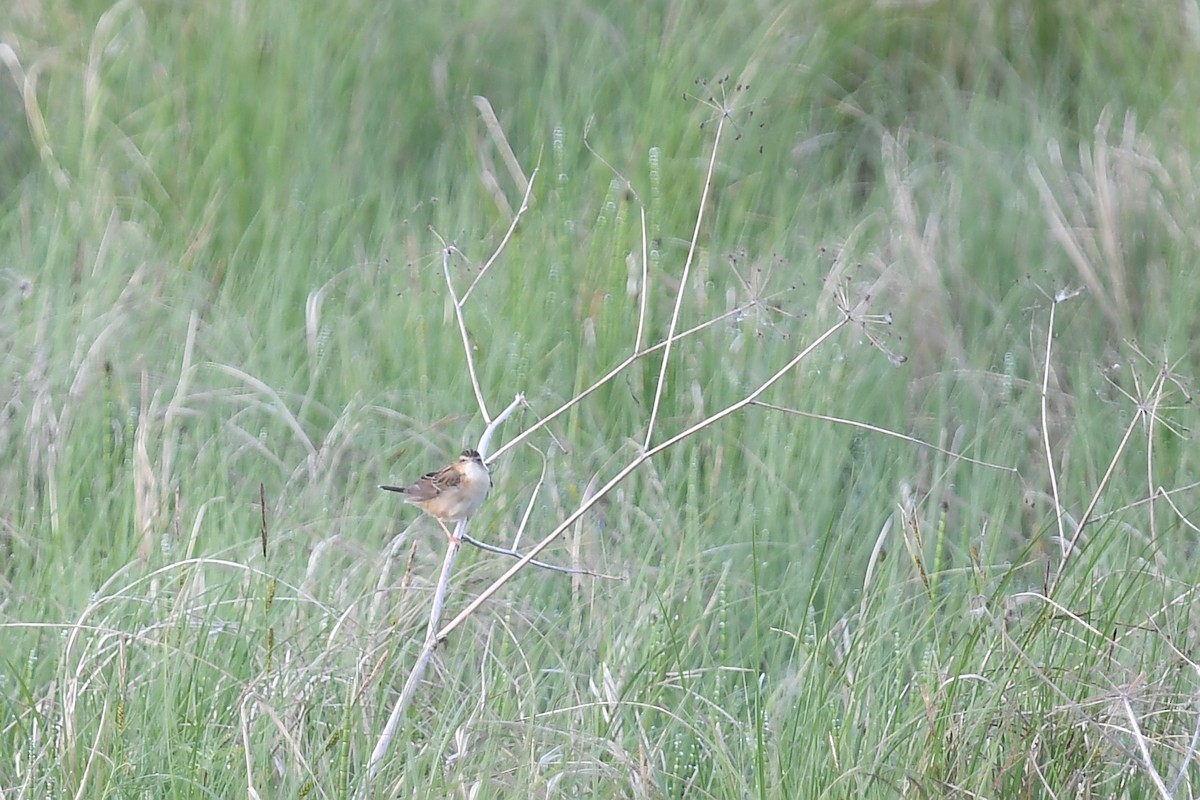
[{"left": 2, "top": 0, "right": 1199, "bottom": 796}]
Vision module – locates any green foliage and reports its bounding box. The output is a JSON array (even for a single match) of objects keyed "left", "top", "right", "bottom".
[{"left": 2, "top": 0, "right": 1199, "bottom": 797}]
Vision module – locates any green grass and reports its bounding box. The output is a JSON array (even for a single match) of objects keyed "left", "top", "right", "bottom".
[{"left": 3, "top": 0, "right": 1200, "bottom": 796}]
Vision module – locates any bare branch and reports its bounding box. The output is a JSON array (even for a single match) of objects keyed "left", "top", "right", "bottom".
[
  {"left": 366, "top": 395, "right": 523, "bottom": 778},
  {"left": 1038, "top": 294, "right": 1068, "bottom": 563},
  {"left": 750, "top": 401, "right": 1020, "bottom": 476},
  {"left": 643, "top": 107, "right": 726, "bottom": 450},
  {"left": 492, "top": 304, "right": 752, "bottom": 462},
  {"left": 459, "top": 532, "right": 622, "bottom": 579},
  {"left": 462, "top": 165, "right": 540, "bottom": 305},
  {"left": 436, "top": 314, "right": 849, "bottom": 644},
  {"left": 1049, "top": 369, "right": 1157, "bottom": 594},
  {"left": 433, "top": 240, "right": 491, "bottom": 424}
]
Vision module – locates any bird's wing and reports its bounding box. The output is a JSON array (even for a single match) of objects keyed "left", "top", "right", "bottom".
[
  {"left": 428, "top": 464, "right": 465, "bottom": 490},
  {"left": 393, "top": 465, "right": 460, "bottom": 502}
]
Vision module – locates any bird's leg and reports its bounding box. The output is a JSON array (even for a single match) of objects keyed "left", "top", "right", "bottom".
[{"left": 435, "top": 517, "right": 461, "bottom": 544}]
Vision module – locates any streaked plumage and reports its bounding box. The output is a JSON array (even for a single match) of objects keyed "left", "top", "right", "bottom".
[{"left": 381, "top": 449, "right": 490, "bottom": 541}]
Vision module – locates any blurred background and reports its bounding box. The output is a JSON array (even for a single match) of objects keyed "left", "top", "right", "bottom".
[{"left": 2, "top": 1, "right": 1198, "bottom": 796}]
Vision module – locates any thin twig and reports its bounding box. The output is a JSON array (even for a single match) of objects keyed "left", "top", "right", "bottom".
[
  {"left": 1038, "top": 294, "right": 1067, "bottom": 561},
  {"left": 462, "top": 165, "right": 540, "bottom": 305},
  {"left": 1155, "top": 487, "right": 1200, "bottom": 535},
  {"left": 458, "top": 533, "right": 621, "bottom": 579},
  {"left": 508, "top": 442, "right": 549, "bottom": 551},
  {"left": 643, "top": 107, "right": 725, "bottom": 450},
  {"left": 1169, "top": 698, "right": 1200, "bottom": 796},
  {"left": 1048, "top": 387, "right": 1148, "bottom": 594},
  {"left": 434, "top": 240, "right": 491, "bottom": 424},
  {"left": 1143, "top": 368, "right": 1161, "bottom": 571},
  {"left": 750, "top": 401, "right": 1020, "bottom": 476},
  {"left": 1120, "top": 693, "right": 1172, "bottom": 799},
  {"left": 476, "top": 394, "right": 524, "bottom": 461},
  {"left": 492, "top": 304, "right": 752, "bottom": 462},
  {"left": 634, "top": 206, "right": 649, "bottom": 354},
  {"left": 1091, "top": 480, "right": 1200, "bottom": 523}
]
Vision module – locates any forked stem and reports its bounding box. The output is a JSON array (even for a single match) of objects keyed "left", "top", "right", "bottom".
[{"left": 366, "top": 394, "right": 523, "bottom": 780}]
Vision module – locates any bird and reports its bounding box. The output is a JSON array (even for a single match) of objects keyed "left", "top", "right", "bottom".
[{"left": 380, "top": 449, "right": 491, "bottom": 543}]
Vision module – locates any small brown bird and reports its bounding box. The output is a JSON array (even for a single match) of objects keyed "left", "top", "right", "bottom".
[{"left": 381, "top": 449, "right": 491, "bottom": 543}]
